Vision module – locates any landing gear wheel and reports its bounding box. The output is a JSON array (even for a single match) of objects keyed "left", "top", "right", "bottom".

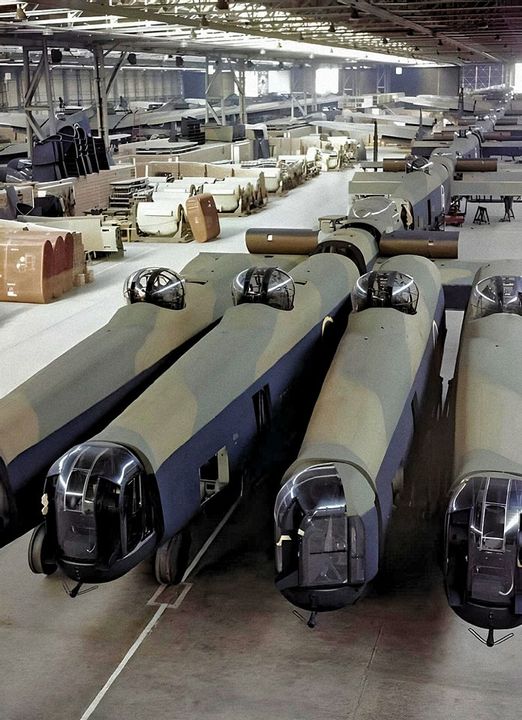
[
  {"left": 28, "top": 521, "right": 57, "bottom": 575},
  {"left": 154, "top": 531, "right": 190, "bottom": 585}
]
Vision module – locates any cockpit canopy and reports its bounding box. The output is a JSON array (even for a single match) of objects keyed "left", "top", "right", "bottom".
[
  {"left": 449, "top": 475, "right": 522, "bottom": 553},
  {"left": 469, "top": 275, "right": 522, "bottom": 320},
  {"left": 123, "top": 267, "right": 186, "bottom": 310},
  {"left": 351, "top": 270, "right": 419, "bottom": 315},
  {"left": 231, "top": 266, "right": 295, "bottom": 311},
  {"left": 275, "top": 464, "right": 347, "bottom": 532}
]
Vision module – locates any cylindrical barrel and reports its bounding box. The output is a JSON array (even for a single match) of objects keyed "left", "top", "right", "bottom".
[
  {"left": 380, "top": 231, "right": 458, "bottom": 259},
  {"left": 0, "top": 238, "right": 54, "bottom": 303},
  {"left": 382, "top": 159, "right": 406, "bottom": 172},
  {"left": 484, "top": 132, "right": 511, "bottom": 140},
  {"left": 246, "top": 228, "right": 318, "bottom": 255},
  {"left": 455, "top": 159, "right": 497, "bottom": 172}
]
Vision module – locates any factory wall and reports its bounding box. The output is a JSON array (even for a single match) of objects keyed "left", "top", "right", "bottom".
[
  {"left": 0, "top": 61, "right": 472, "bottom": 112},
  {"left": 290, "top": 65, "right": 326, "bottom": 95},
  {"left": 390, "top": 67, "right": 459, "bottom": 96},
  {"left": 103, "top": 68, "right": 184, "bottom": 105},
  {"left": 340, "top": 66, "right": 459, "bottom": 98},
  {"left": 2, "top": 66, "right": 185, "bottom": 110},
  {"left": 341, "top": 67, "right": 378, "bottom": 95},
  {"left": 183, "top": 70, "right": 206, "bottom": 99},
  {"left": 461, "top": 63, "right": 504, "bottom": 91}
]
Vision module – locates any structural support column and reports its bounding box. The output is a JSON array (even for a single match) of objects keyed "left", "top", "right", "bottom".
[
  {"left": 376, "top": 64, "right": 390, "bottom": 94},
  {"left": 41, "top": 38, "right": 56, "bottom": 135},
  {"left": 230, "top": 63, "right": 246, "bottom": 125},
  {"left": 22, "top": 41, "right": 57, "bottom": 156},
  {"left": 22, "top": 49, "right": 32, "bottom": 152},
  {"left": 205, "top": 59, "right": 227, "bottom": 125},
  {"left": 505, "top": 63, "right": 516, "bottom": 89},
  {"left": 93, "top": 46, "right": 110, "bottom": 146},
  {"left": 204, "top": 57, "right": 210, "bottom": 124},
  {"left": 309, "top": 64, "right": 317, "bottom": 113}
]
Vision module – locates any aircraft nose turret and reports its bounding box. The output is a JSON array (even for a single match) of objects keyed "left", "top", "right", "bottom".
[
  {"left": 445, "top": 473, "right": 522, "bottom": 631},
  {"left": 30, "top": 441, "right": 159, "bottom": 585},
  {"left": 274, "top": 461, "right": 378, "bottom": 612}
]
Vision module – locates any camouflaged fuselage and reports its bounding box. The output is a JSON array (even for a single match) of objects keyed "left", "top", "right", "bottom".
[
  {"left": 446, "top": 261, "right": 522, "bottom": 631},
  {"left": 276, "top": 255, "right": 445, "bottom": 611},
  {"left": 50, "top": 253, "right": 361, "bottom": 584},
  {"left": 0, "top": 252, "right": 304, "bottom": 544}
]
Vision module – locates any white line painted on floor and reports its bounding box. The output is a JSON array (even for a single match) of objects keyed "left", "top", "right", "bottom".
[
  {"left": 146, "top": 583, "right": 167, "bottom": 606},
  {"left": 79, "top": 603, "right": 168, "bottom": 720},
  {"left": 171, "top": 582, "right": 193, "bottom": 608},
  {"left": 146, "top": 582, "right": 193, "bottom": 608}
]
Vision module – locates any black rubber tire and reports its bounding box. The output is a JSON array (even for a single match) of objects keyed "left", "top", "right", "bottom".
[
  {"left": 154, "top": 532, "right": 188, "bottom": 585},
  {"left": 28, "top": 522, "right": 57, "bottom": 575}
]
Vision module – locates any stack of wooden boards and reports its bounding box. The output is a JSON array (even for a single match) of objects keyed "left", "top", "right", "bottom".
[{"left": 0, "top": 219, "right": 88, "bottom": 303}]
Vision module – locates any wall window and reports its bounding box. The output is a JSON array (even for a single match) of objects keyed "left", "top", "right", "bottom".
[{"left": 316, "top": 67, "right": 339, "bottom": 95}]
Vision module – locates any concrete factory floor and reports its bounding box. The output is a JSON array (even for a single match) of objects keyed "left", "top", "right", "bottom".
[{"left": 1, "top": 158, "right": 522, "bottom": 720}]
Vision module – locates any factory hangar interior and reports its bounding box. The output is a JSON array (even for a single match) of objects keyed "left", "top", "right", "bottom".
[{"left": 1, "top": 1, "right": 522, "bottom": 719}]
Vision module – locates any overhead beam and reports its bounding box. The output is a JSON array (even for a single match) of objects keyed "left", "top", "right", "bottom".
[
  {"left": 336, "top": 0, "right": 502, "bottom": 61},
  {"left": 19, "top": 0, "right": 426, "bottom": 60}
]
